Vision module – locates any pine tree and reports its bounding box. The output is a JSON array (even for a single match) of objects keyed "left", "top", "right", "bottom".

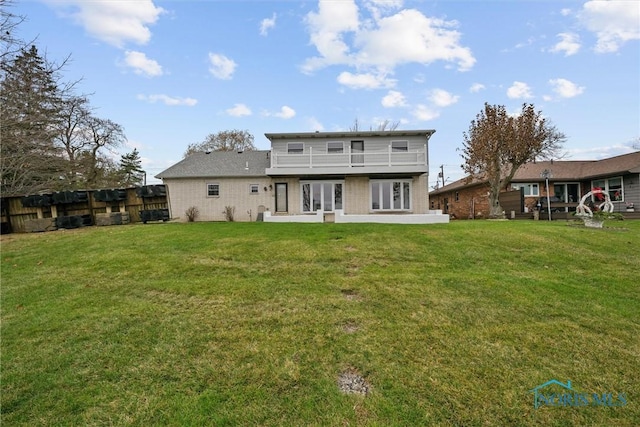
[
  {"left": 118, "top": 149, "right": 145, "bottom": 187},
  {"left": 0, "top": 45, "right": 67, "bottom": 196}
]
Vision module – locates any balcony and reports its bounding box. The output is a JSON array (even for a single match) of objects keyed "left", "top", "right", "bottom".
[{"left": 266, "top": 147, "right": 428, "bottom": 176}]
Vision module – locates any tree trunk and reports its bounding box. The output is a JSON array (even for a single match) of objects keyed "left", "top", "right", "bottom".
[{"left": 488, "top": 189, "right": 504, "bottom": 219}]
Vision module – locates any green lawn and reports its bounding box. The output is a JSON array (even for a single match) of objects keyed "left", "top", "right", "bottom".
[{"left": 2, "top": 220, "right": 639, "bottom": 426}]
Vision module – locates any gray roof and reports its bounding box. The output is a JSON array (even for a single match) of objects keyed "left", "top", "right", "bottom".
[
  {"left": 156, "top": 150, "right": 270, "bottom": 179},
  {"left": 265, "top": 129, "right": 435, "bottom": 140},
  {"left": 430, "top": 151, "right": 640, "bottom": 195}
]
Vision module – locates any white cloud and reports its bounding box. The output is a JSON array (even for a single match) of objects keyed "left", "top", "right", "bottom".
[
  {"left": 355, "top": 9, "right": 475, "bottom": 72},
  {"left": 307, "top": 117, "right": 325, "bottom": 131},
  {"left": 226, "top": 103, "right": 252, "bottom": 117},
  {"left": 550, "top": 32, "right": 581, "bottom": 56},
  {"left": 337, "top": 71, "right": 395, "bottom": 89},
  {"left": 565, "top": 144, "right": 635, "bottom": 160},
  {"left": 548, "top": 78, "right": 585, "bottom": 98},
  {"left": 260, "top": 13, "right": 277, "bottom": 36},
  {"left": 302, "top": 0, "right": 360, "bottom": 72},
  {"left": 412, "top": 104, "right": 440, "bottom": 121},
  {"left": 579, "top": 1, "right": 640, "bottom": 53},
  {"left": 507, "top": 81, "right": 533, "bottom": 99},
  {"left": 429, "top": 88, "right": 459, "bottom": 107},
  {"left": 208, "top": 53, "right": 237, "bottom": 80},
  {"left": 381, "top": 90, "right": 407, "bottom": 108},
  {"left": 266, "top": 106, "right": 296, "bottom": 119},
  {"left": 469, "top": 83, "right": 485, "bottom": 93},
  {"left": 302, "top": 2, "right": 475, "bottom": 74},
  {"left": 50, "top": 0, "right": 164, "bottom": 48},
  {"left": 137, "top": 94, "right": 197, "bottom": 106},
  {"left": 123, "top": 51, "right": 163, "bottom": 77},
  {"left": 560, "top": 8, "right": 572, "bottom": 17}
]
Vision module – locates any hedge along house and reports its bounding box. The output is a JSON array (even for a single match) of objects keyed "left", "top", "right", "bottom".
[
  {"left": 429, "top": 151, "right": 640, "bottom": 220},
  {"left": 156, "top": 130, "right": 450, "bottom": 223}
]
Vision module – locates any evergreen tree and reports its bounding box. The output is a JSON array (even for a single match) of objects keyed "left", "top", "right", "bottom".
[
  {"left": 0, "top": 45, "right": 67, "bottom": 196},
  {"left": 118, "top": 149, "right": 145, "bottom": 187}
]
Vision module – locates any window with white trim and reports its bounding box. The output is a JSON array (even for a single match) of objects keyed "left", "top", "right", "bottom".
[
  {"left": 207, "top": 183, "right": 220, "bottom": 197},
  {"left": 287, "top": 142, "right": 304, "bottom": 154},
  {"left": 592, "top": 177, "right": 623, "bottom": 201},
  {"left": 511, "top": 183, "right": 539, "bottom": 196},
  {"left": 327, "top": 141, "right": 344, "bottom": 153},
  {"left": 301, "top": 181, "right": 343, "bottom": 212},
  {"left": 391, "top": 140, "right": 408, "bottom": 152},
  {"left": 370, "top": 180, "right": 411, "bottom": 211},
  {"left": 250, "top": 184, "right": 259, "bottom": 194}
]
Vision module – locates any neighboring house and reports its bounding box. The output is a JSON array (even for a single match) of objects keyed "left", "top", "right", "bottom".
[
  {"left": 156, "top": 130, "right": 449, "bottom": 223},
  {"left": 429, "top": 151, "right": 640, "bottom": 219}
]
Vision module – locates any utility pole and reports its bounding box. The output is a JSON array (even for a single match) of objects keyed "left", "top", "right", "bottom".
[
  {"left": 438, "top": 164, "right": 446, "bottom": 188},
  {"left": 541, "top": 169, "right": 552, "bottom": 221}
]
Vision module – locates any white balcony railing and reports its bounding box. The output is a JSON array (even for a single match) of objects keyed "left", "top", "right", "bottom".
[{"left": 270, "top": 146, "right": 427, "bottom": 169}]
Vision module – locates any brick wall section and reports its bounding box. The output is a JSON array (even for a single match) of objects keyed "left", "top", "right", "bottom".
[{"left": 430, "top": 185, "right": 490, "bottom": 219}]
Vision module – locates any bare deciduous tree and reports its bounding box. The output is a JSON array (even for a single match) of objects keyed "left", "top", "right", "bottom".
[
  {"left": 54, "top": 95, "right": 92, "bottom": 188},
  {"left": 82, "top": 117, "right": 126, "bottom": 188},
  {"left": 349, "top": 118, "right": 400, "bottom": 132},
  {"left": 184, "top": 130, "right": 255, "bottom": 157},
  {"left": 1, "top": 0, "right": 26, "bottom": 59}
]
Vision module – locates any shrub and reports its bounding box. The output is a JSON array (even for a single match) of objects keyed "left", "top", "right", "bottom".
[
  {"left": 223, "top": 205, "right": 235, "bottom": 222},
  {"left": 185, "top": 206, "right": 199, "bottom": 222}
]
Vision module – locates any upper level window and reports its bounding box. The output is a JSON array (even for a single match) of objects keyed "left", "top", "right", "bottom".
[
  {"left": 288, "top": 142, "right": 304, "bottom": 154},
  {"left": 592, "top": 177, "right": 623, "bottom": 201},
  {"left": 391, "top": 140, "right": 408, "bottom": 152},
  {"left": 250, "top": 184, "right": 259, "bottom": 194},
  {"left": 207, "top": 183, "right": 220, "bottom": 197},
  {"left": 511, "top": 183, "right": 539, "bottom": 197},
  {"left": 327, "top": 141, "right": 344, "bottom": 153}
]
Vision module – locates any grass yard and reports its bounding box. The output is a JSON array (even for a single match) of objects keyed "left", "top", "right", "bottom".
[{"left": 1, "top": 220, "right": 639, "bottom": 426}]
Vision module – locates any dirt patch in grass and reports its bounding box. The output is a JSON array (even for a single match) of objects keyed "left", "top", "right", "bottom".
[
  {"left": 338, "top": 368, "right": 371, "bottom": 395},
  {"left": 341, "top": 321, "right": 360, "bottom": 334},
  {"left": 341, "top": 289, "right": 362, "bottom": 301}
]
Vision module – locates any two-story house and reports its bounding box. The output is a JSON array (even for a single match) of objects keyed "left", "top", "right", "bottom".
[{"left": 156, "top": 130, "right": 449, "bottom": 224}]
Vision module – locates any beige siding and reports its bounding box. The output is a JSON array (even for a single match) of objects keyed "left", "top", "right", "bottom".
[
  {"left": 270, "top": 177, "right": 301, "bottom": 215},
  {"left": 276, "top": 174, "right": 428, "bottom": 215},
  {"left": 412, "top": 174, "right": 428, "bottom": 214},
  {"left": 164, "top": 173, "right": 428, "bottom": 220},
  {"left": 164, "top": 178, "right": 273, "bottom": 222},
  {"left": 344, "top": 177, "right": 369, "bottom": 214}
]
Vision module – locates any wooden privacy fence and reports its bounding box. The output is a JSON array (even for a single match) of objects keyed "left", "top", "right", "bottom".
[{"left": 0, "top": 185, "right": 168, "bottom": 234}]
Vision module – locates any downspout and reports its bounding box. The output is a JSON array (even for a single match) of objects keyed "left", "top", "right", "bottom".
[{"left": 425, "top": 135, "right": 430, "bottom": 211}]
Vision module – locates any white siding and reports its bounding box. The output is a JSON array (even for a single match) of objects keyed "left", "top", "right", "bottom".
[{"left": 270, "top": 135, "right": 427, "bottom": 154}]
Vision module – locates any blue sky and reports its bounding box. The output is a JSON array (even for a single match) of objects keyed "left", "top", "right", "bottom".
[{"left": 13, "top": 0, "right": 640, "bottom": 187}]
